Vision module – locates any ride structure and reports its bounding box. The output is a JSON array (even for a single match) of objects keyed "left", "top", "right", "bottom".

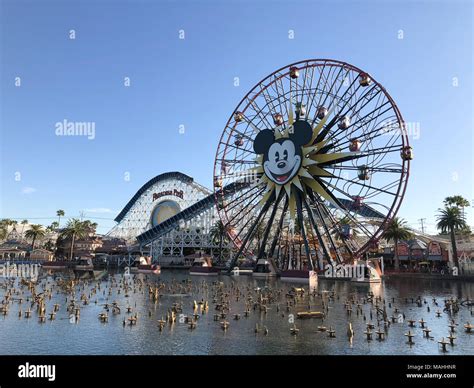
[{"left": 213, "top": 59, "right": 411, "bottom": 273}]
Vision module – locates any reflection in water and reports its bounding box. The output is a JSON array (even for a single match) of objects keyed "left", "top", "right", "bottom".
[{"left": 0, "top": 270, "right": 472, "bottom": 355}]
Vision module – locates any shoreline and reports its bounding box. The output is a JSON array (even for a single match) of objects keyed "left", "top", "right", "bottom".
[{"left": 383, "top": 272, "right": 474, "bottom": 281}]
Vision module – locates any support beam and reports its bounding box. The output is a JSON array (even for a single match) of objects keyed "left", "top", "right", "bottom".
[
  {"left": 257, "top": 191, "right": 284, "bottom": 260},
  {"left": 295, "top": 190, "right": 314, "bottom": 271},
  {"left": 225, "top": 192, "right": 275, "bottom": 272},
  {"left": 302, "top": 196, "right": 332, "bottom": 269}
]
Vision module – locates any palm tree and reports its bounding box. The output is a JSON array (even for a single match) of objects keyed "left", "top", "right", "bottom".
[
  {"left": 24, "top": 224, "right": 46, "bottom": 251},
  {"left": 0, "top": 219, "right": 14, "bottom": 226},
  {"left": 82, "top": 220, "right": 98, "bottom": 234},
  {"left": 209, "top": 220, "right": 231, "bottom": 264},
  {"left": 61, "top": 219, "right": 89, "bottom": 260},
  {"left": 444, "top": 195, "right": 470, "bottom": 219},
  {"left": 383, "top": 217, "right": 413, "bottom": 271},
  {"left": 43, "top": 240, "right": 55, "bottom": 251},
  {"left": 20, "top": 219, "right": 28, "bottom": 241},
  {"left": 0, "top": 226, "right": 7, "bottom": 241},
  {"left": 436, "top": 206, "right": 467, "bottom": 268},
  {"left": 0, "top": 219, "right": 14, "bottom": 240},
  {"left": 56, "top": 210, "right": 65, "bottom": 228},
  {"left": 50, "top": 221, "right": 59, "bottom": 231}
]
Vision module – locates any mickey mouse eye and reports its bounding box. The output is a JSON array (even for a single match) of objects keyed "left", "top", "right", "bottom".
[
  {"left": 283, "top": 150, "right": 288, "bottom": 160},
  {"left": 275, "top": 152, "right": 280, "bottom": 162}
]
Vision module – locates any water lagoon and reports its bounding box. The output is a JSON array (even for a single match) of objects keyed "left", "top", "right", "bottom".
[{"left": 0, "top": 270, "right": 472, "bottom": 355}]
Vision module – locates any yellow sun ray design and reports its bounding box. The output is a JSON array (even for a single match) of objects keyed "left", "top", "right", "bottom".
[{"left": 253, "top": 104, "right": 346, "bottom": 219}]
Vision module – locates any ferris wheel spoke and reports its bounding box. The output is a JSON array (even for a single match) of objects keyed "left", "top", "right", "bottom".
[
  {"left": 226, "top": 193, "right": 275, "bottom": 270},
  {"left": 308, "top": 188, "right": 376, "bottom": 238},
  {"left": 323, "top": 175, "right": 399, "bottom": 197},
  {"left": 228, "top": 198, "right": 266, "bottom": 242},
  {"left": 237, "top": 110, "right": 270, "bottom": 134},
  {"left": 319, "top": 123, "right": 401, "bottom": 154},
  {"left": 268, "top": 197, "right": 289, "bottom": 258},
  {"left": 324, "top": 85, "right": 383, "bottom": 141},
  {"left": 220, "top": 159, "right": 257, "bottom": 166},
  {"left": 328, "top": 163, "right": 404, "bottom": 174},
  {"left": 224, "top": 126, "right": 255, "bottom": 143},
  {"left": 248, "top": 100, "right": 275, "bottom": 130},
  {"left": 344, "top": 101, "right": 392, "bottom": 137},
  {"left": 259, "top": 84, "right": 284, "bottom": 119},
  {"left": 223, "top": 194, "right": 264, "bottom": 226},
  {"left": 305, "top": 63, "right": 328, "bottom": 122},
  {"left": 313, "top": 201, "right": 346, "bottom": 263},
  {"left": 310, "top": 72, "right": 364, "bottom": 131},
  {"left": 301, "top": 196, "right": 333, "bottom": 266},
  {"left": 316, "top": 65, "right": 342, "bottom": 111},
  {"left": 301, "top": 65, "right": 316, "bottom": 115},
  {"left": 343, "top": 84, "right": 383, "bottom": 121},
  {"left": 222, "top": 185, "right": 263, "bottom": 215},
  {"left": 362, "top": 180, "right": 406, "bottom": 200},
  {"left": 319, "top": 200, "right": 362, "bottom": 254},
  {"left": 316, "top": 146, "right": 399, "bottom": 168},
  {"left": 292, "top": 192, "right": 313, "bottom": 270},
  {"left": 269, "top": 74, "right": 290, "bottom": 120},
  {"left": 305, "top": 197, "right": 343, "bottom": 264},
  {"left": 324, "top": 68, "right": 354, "bottom": 119},
  {"left": 256, "top": 191, "right": 285, "bottom": 260}
]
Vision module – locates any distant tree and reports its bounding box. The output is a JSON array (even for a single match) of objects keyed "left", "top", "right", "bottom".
[
  {"left": 25, "top": 224, "right": 46, "bottom": 251},
  {"left": 0, "top": 226, "right": 7, "bottom": 241},
  {"left": 82, "top": 220, "right": 98, "bottom": 234},
  {"left": 61, "top": 219, "right": 89, "bottom": 260},
  {"left": 56, "top": 210, "right": 65, "bottom": 228},
  {"left": 20, "top": 219, "right": 28, "bottom": 240},
  {"left": 444, "top": 196, "right": 470, "bottom": 218},
  {"left": 383, "top": 217, "right": 413, "bottom": 270},
  {"left": 209, "top": 220, "right": 231, "bottom": 264},
  {"left": 0, "top": 219, "right": 14, "bottom": 227},
  {"left": 43, "top": 240, "right": 55, "bottom": 251},
  {"left": 436, "top": 206, "right": 467, "bottom": 268}
]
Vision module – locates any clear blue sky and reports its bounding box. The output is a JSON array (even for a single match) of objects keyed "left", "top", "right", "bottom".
[{"left": 1, "top": 0, "right": 472, "bottom": 234}]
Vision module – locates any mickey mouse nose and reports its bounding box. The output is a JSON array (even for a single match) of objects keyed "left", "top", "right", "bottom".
[{"left": 277, "top": 161, "right": 286, "bottom": 168}]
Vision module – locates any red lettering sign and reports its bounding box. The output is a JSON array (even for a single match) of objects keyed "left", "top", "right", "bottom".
[{"left": 152, "top": 189, "right": 184, "bottom": 201}]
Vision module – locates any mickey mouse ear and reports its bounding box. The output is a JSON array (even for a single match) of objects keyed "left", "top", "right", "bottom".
[
  {"left": 291, "top": 120, "right": 313, "bottom": 146},
  {"left": 253, "top": 130, "right": 275, "bottom": 154}
]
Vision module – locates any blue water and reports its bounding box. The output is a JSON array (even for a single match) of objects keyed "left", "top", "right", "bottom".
[{"left": 0, "top": 270, "right": 472, "bottom": 355}]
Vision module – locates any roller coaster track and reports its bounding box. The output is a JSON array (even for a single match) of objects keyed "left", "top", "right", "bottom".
[
  {"left": 136, "top": 179, "right": 389, "bottom": 247},
  {"left": 136, "top": 181, "right": 248, "bottom": 245}
]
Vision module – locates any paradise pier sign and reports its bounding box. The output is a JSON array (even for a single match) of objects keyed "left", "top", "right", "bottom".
[{"left": 152, "top": 189, "right": 184, "bottom": 201}]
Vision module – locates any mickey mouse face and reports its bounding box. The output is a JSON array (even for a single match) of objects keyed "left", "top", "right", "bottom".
[
  {"left": 264, "top": 140, "right": 301, "bottom": 184},
  {"left": 253, "top": 120, "right": 313, "bottom": 186}
]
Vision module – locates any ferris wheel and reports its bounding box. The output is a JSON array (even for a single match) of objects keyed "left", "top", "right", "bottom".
[{"left": 213, "top": 59, "right": 411, "bottom": 271}]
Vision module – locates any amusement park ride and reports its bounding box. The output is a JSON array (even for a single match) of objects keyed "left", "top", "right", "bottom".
[
  {"left": 213, "top": 59, "right": 412, "bottom": 279},
  {"left": 110, "top": 59, "right": 412, "bottom": 282}
]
